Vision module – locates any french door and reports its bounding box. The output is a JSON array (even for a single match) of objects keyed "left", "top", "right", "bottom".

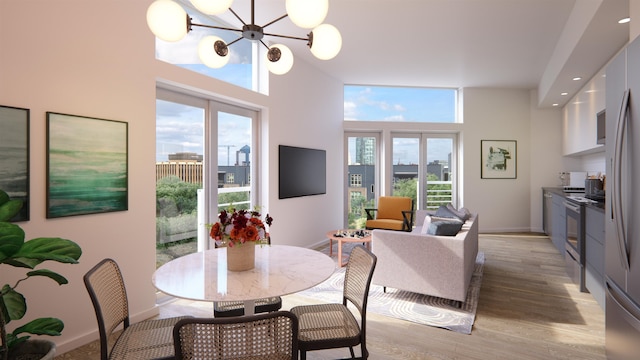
[
  {"left": 155, "top": 89, "right": 259, "bottom": 267},
  {"left": 344, "top": 131, "right": 457, "bottom": 228},
  {"left": 344, "top": 133, "right": 379, "bottom": 229}
]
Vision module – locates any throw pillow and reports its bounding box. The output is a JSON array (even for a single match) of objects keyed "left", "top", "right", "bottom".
[
  {"left": 434, "top": 204, "right": 460, "bottom": 220},
  {"left": 420, "top": 214, "right": 432, "bottom": 234},
  {"left": 446, "top": 203, "right": 471, "bottom": 221},
  {"left": 427, "top": 219, "right": 464, "bottom": 236}
]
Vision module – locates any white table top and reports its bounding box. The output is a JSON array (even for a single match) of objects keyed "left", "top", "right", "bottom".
[{"left": 152, "top": 244, "right": 336, "bottom": 302}]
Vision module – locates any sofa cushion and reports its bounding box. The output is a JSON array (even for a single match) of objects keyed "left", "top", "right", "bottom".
[
  {"left": 435, "top": 204, "right": 470, "bottom": 222},
  {"left": 427, "top": 219, "right": 464, "bottom": 236}
]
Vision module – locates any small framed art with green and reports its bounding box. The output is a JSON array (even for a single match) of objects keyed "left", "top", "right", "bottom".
[{"left": 481, "top": 140, "right": 517, "bottom": 179}]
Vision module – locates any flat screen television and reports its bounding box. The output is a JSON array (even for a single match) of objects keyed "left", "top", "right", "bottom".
[{"left": 279, "top": 145, "right": 326, "bottom": 199}]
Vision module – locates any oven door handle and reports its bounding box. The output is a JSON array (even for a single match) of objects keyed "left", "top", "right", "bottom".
[{"left": 564, "top": 201, "right": 580, "bottom": 213}]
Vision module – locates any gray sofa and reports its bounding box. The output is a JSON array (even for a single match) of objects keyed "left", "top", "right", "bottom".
[{"left": 371, "top": 209, "right": 479, "bottom": 303}]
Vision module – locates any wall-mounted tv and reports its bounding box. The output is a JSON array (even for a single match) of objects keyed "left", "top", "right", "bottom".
[{"left": 279, "top": 145, "right": 326, "bottom": 199}]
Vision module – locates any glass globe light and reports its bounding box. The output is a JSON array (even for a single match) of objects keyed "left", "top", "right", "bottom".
[
  {"left": 198, "top": 36, "right": 231, "bottom": 68},
  {"left": 146, "top": 0, "right": 188, "bottom": 42},
  {"left": 286, "top": 0, "right": 328, "bottom": 29},
  {"left": 310, "top": 24, "right": 342, "bottom": 60},
  {"left": 266, "top": 44, "right": 294, "bottom": 75},
  {"left": 190, "top": 0, "right": 233, "bottom": 15}
]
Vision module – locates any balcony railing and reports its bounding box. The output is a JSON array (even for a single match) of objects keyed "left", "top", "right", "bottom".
[{"left": 426, "top": 181, "right": 453, "bottom": 210}]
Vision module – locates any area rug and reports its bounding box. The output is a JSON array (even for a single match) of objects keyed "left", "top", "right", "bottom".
[{"left": 297, "top": 252, "right": 485, "bottom": 335}]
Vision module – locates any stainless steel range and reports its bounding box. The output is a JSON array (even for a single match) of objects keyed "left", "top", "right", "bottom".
[{"left": 564, "top": 198, "right": 588, "bottom": 292}]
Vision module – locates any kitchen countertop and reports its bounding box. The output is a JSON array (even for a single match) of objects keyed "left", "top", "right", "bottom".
[{"left": 543, "top": 187, "right": 605, "bottom": 212}]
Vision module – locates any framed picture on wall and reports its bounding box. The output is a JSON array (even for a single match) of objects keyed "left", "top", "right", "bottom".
[
  {"left": 0, "top": 105, "right": 30, "bottom": 221},
  {"left": 481, "top": 140, "right": 517, "bottom": 179},
  {"left": 46, "top": 112, "right": 128, "bottom": 218}
]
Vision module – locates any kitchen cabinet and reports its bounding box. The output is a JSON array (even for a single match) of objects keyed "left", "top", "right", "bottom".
[
  {"left": 551, "top": 193, "right": 566, "bottom": 257},
  {"left": 585, "top": 205, "right": 605, "bottom": 310},
  {"left": 543, "top": 190, "right": 553, "bottom": 236},
  {"left": 562, "top": 68, "right": 606, "bottom": 156}
]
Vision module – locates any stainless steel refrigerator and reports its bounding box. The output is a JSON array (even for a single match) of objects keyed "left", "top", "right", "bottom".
[{"left": 605, "top": 34, "right": 640, "bottom": 360}]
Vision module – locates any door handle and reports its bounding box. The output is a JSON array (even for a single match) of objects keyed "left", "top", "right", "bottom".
[{"left": 613, "top": 89, "right": 630, "bottom": 270}]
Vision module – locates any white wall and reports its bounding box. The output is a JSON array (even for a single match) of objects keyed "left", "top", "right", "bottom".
[
  {"left": 529, "top": 91, "right": 573, "bottom": 232},
  {"left": 267, "top": 59, "right": 345, "bottom": 247},
  {"left": 462, "top": 88, "right": 535, "bottom": 233},
  {"left": 0, "top": 0, "right": 343, "bottom": 355}
]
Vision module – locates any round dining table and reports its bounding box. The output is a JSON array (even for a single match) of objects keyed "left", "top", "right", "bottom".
[{"left": 152, "top": 244, "right": 336, "bottom": 315}]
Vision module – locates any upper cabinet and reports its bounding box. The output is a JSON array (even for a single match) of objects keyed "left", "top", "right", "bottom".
[{"left": 562, "top": 67, "right": 607, "bottom": 156}]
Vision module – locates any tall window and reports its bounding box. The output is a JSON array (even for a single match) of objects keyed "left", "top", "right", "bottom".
[
  {"left": 155, "top": 89, "right": 259, "bottom": 268},
  {"left": 154, "top": 0, "right": 258, "bottom": 92},
  {"left": 344, "top": 85, "right": 457, "bottom": 122}
]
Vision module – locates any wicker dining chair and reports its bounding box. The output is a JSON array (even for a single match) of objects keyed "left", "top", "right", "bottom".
[
  {"left": 173, "top": 311, "right": 299, "bottom": 360},
  {"left": 290, "top": 245, "right": 377, "bottom": 360},
  {"left": 213, "top": 296, "right": 283, "bottom": 317},
  {"left": 84, "top": 258, "right": 192, "bottom": 360}
]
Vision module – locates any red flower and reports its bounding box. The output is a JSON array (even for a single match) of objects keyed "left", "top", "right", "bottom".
[{"left": 209, "top": 207, "right": 273, "bottom": 246}]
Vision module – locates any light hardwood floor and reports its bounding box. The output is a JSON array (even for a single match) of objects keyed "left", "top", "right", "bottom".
[{"left": 55, "top": 233, "right": 605, "bottom": 360}]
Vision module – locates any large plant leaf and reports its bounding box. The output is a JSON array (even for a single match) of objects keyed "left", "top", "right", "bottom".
[
  {"left": 0, "top": 198, "right": 23, "bottom": 222},
  {"left": 14, "top": 237, "right": 82, "bottom": 264},
  {"left": 25, "top": 269, "right": 68, "bottom": 286},
  {"left": 0, "top": 223, "right": 25, "bottom": 261},
  {"left": 1, "top": 285, "right": 26, "bottom": 321},
  {"left": 12, "top": 317, "right": 64, "bottom": 337},
  {"left": 0, "top": 189, "right": 9, "bottom": 206}
]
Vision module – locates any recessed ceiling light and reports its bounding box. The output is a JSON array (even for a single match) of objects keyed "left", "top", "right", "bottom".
[
  {"left": 561, "top": 92, "right": 568, "bottom": 96},
  {"left": 619, "top": 17, "right": 631, "bottom": 24},
  {"left": 572, "top": 77, "right": 582, "bottom": 81},
  {"left": 552, "top": 103, "right": 559, "bottom": 107}
]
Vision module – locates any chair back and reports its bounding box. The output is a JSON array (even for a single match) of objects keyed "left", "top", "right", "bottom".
[
  {"left": 83, "top": 258, "right": 130, "bottom": 360},
  {"left": 173, "top": 311, "right": 299, "bottom": 360},
  {"left": 343, "top": 245, "right": 377, "bottom": 319},
  {"left": 376, "top": 196, "right": 412, "bottom": 221}
]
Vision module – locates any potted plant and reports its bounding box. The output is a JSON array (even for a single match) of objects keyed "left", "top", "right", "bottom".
[{"left": 0, "top": 189, "right": 82, "bottom": 360}]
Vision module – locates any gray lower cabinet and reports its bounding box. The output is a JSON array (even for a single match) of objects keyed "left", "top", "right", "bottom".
[
  {"left": 551, "top": 193, "right": 566, "bottom": 257},
  {"left": 543, "top": 190, "right": 553, "bottom": 236},
  {"left": 585, "top": 206, "right": 605, "bottom": 310}
]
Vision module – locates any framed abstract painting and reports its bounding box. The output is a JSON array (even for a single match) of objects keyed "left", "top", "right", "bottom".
[
  {"left": 481, "top": 140, "right": 517, "bottom": 179},
  {"left": 46, "top": 112, "right": 128, "bottom": 218},
  {"left": 0, "top": 105, "right": 30, "bottom": 221}
]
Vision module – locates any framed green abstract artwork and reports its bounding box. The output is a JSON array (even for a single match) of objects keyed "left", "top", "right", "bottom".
[
  {"left": 0, "top": 105, "right": 30, "bottom": 221},
  {"left": 46, "top": 112, "right": 128, "bottom": 218}
]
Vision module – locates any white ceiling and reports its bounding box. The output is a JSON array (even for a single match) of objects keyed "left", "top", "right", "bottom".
[{"left": 215, "top": 0, "right": 630, "bottom": 108}]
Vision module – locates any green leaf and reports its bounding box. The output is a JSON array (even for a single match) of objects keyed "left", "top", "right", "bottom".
[
  {"left": 0, "top": 199, "right": 23, "bottom": 222},
  {"left": 15, "top": 237, "right": 82, "bottom": 264},
  {"left": 1, "top": 285, "right": 27, "bottom": 321},
  {"left": 25, "top": 269, "right": 69, "bottom": 285},
  {"left": 12, "top": 317, "right": 64, "bottom": 337},
  {"left": 0, "top": 222, "right": 26, "bottom": 261},
  {"left": 6, "top": 332, "right": 28, "bottom": 349},
  {"left": 0, "top": 189, "right": 9, "bottom": 207}
]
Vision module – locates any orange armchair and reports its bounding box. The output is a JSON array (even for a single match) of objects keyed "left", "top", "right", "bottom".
[{"left": 365, "top": 196, "right": 414, "bottom": 232}]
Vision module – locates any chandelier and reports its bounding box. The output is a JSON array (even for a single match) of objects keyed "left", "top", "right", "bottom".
[{"left": 146, "top": 0, "right": 342, "bottom": 75}]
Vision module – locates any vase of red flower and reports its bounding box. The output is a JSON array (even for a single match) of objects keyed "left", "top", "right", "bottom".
[
  {"left": 209, "top": 207, "right": 273, "bottom": 271},
  {"left": 226, "top": 242, "right": 256, "bottom": 271}
]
